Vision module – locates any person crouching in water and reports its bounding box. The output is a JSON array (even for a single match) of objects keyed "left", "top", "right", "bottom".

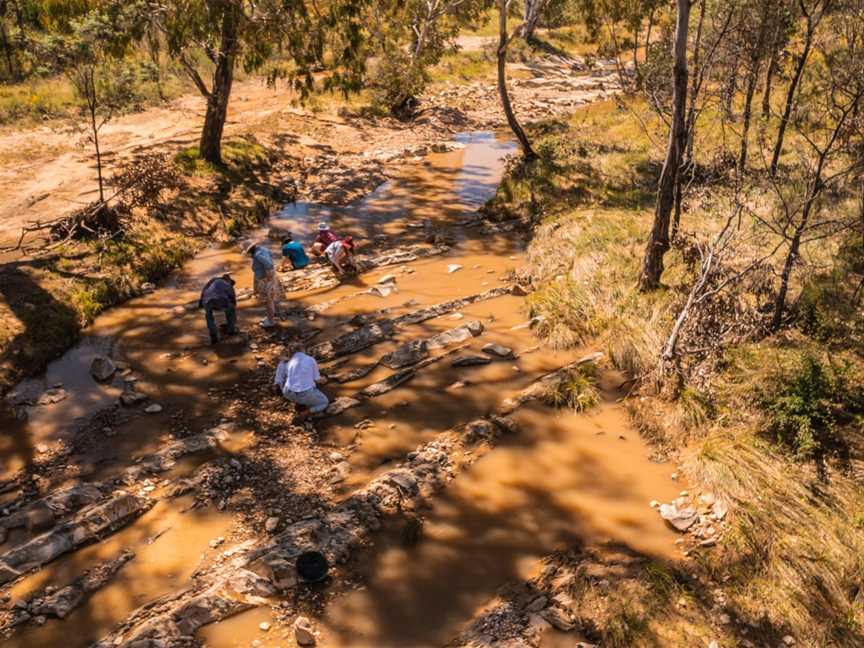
[
  {"left": 273, "top": 341, "right": 329, "bottom": 421},
  {"left": 325, "top": 236, "right": 357, "bottom": 276},
  {"left": 246, "top": 242, "right": 280, "bottom": 328},
  {"left": 199, "top": 273, "right": 238, "bottom": 345},
  {"left": 280, "top": 233, "right": 310, "bottom": 272},
  {"left": 311, "top": 221, "right": 339, "bottom": 258}
]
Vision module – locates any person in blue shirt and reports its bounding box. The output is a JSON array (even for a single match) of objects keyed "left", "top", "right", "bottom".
[
  {"left": 280, "top": 234, "right": 310, "bottom": 271},
  {"left": 198, "top": 273, "right": 238, "bottom": 345},
  {"left": 246, "top": 243, "right": 280, "bottom": 328}
]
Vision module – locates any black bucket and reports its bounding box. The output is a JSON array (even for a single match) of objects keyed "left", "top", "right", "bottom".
[{"left": 296, "top": 550, "right": 329, "bottom": 583}]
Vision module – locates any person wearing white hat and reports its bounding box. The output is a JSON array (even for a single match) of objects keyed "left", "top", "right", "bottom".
[{"left": 312, "top": 222, "right": 339, "bottom": 257}]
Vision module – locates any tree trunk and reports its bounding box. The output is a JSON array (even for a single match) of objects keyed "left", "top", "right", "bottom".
[
  {"left": 761, "top": 47, "right": 778, "bottom": 118},
  {"left": 639, "top": 0, "right": 690, "bottom": 291},
  {"left": 770, "top": 21, "right": 814, "bottom": 176},
  {"left": 723, "top": 66, "right": 737, "bottom": 119},
  {"left": 738, "top": 65, "right": 760, "bottom": 172},
  {"left": 199, "top": 2, "right": 240, "bottom": 165},
  {"left": 498, "top": 0, "right": 536, "bottom": 160},
  {"left": 771, "top": 221, "right": 804, "bottom": 330},
  {"left": 523, "top": 0, "right": 540, "bottom": 42}
]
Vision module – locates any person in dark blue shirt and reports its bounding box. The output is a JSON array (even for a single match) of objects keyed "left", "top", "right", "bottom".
[
  {"left": 281, "top": 234, "right": 310, "bottom": 271},
  {"left": 199, "top": 274, "right": 238, "bottom": 345}
]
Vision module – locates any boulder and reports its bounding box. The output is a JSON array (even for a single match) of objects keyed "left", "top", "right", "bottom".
[
  {"left": 451, "top": 355, "right": 492, "bottom": 367},
  {"left": 89, "top": 356, "right": 116, "bottom": 382},
  {"left": 381, "top": 340, "right": 429, "bottom": 369},
  {"left": 481, "top": 343, "right": 513, "bottom": 358}
]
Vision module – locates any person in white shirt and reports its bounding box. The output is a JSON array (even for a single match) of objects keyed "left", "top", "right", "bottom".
[{"left": 273, "top": 341, "right": 329, "bottom": 420}]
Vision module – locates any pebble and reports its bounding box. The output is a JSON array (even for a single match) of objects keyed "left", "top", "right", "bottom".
[
  {"left": 209, "top": 537, "right": 224, "bottom": 548},
  {"left": 265, "top": 517, "right": 280, "bottom": 533},
  {"left": 328, "top": 452, "right": 344, "bottom": 461},
  {"left": 782, "top": 636, "right": 795, "bottom": 646},
  {"left": 447, "top": 264, "right": 463, "bottom": 273},
  {"left": 36, "top": 443, "right": 49, "bottom": 454},
  {"left": 649, "top": 500, "right": 660, "bottom": 508},
  {"left": 259, "top": 621, "right": 271, "bottom": 631},
  {"left": 144, "top": 404, "right": 163, "bottom": 414}
]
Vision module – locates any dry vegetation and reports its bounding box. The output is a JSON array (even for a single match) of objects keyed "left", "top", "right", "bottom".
[{"left": 486, "top": 97, "right": 864, "bottom": 645}]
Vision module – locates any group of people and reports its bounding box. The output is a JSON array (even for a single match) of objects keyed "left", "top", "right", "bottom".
[{"left": 196, "top": 222, "right": 354, "bottom": 417}]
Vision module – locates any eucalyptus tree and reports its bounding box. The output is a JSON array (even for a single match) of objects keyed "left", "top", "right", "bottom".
[{"left": 150, "top": 0, "right": 369, "bottom": 164}]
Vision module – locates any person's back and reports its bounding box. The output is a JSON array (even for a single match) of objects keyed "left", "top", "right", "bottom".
[
  {"left": 281, "top": 351, "right": 320, "bottom": 393},
  {"left": 252, "top": 246, "right": 274, "bottom": 278},
  {"left": 200, "top": 277, "right": 235, "bottom": 309},
  {"left": 282, "top": 240, "right": 309, "bottom": 269}
]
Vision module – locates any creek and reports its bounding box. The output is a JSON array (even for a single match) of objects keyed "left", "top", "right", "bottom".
[{"left": 1, "top": 131, "right": 679, "bottom": 648}]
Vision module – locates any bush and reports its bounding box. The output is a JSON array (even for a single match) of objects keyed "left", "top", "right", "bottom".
[
  {"left": 544, "top": 363, "right": 600, "bottom": 412},
  {"left": 758, "top": 354, "right": 864, "bottom": 459}
]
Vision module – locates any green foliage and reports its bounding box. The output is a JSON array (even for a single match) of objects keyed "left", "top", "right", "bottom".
[
  {"left": 544, "top": 363, "right": 600, "bottom": 412},
  {"left": 758, "top": 354, "right": 864, "bottom": 459}
]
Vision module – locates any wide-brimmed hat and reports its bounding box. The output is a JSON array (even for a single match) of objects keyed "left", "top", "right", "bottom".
[{"left": 318, "top": 222, "right": 329, "bottom": 231}]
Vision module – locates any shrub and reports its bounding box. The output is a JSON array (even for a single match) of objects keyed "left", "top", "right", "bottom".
[
  {"left": 758, "top": 354, "right": 864, "bottom": 459},
  {"left": 544, "top": 363, "right": 600, "bottom": 412}
]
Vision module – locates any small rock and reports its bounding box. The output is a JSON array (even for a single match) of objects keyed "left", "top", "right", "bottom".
[
  {"left": 120, "top": 390, "right": 147, "bottom": 406},
  {"left": 89, "top": 356, "right": 116, "bottom": 382},
  {"left": 712, "top": 499, "right": 728, "bottom": 520},
  {"left": 141, "top": 282, "right": 156, "bottom": 292},
  {"left": 265, "top": 517, "right": 280, "bottom": 533},
  {"left": 699, "top": 493, "right": 716, "bottom": 506},
  {"left": 659, "top": 502, "right": 699, "bottom": 532},
  {"left": 209, "top": 537, "right": 225, "bottom": 548},
  {"left": 35, "top": 443, "right": 49, "bottom": 454},
  {"left": 649, "top": 500, "right": 660, "bottom": 508},
  {"left": 328, "top": 452, "right": 344, "bottom": 462},
  {"left": 25, "top": 505, "right": 55, "bottom": 533},
  {"left": 259, "top": 621, "right": 271, "bottom": 632},
  {"left": 330, "top": 461, "right": 351, "bottom": 483},
  {"left": 481, "top": 343, "right": 513, "bottom": 358},
  {"left": 369, "top": 284, "right": 398, "bottom": 298},
  {"left": 447, "top": 264, "right": 463, "bottom": 273},
  {"left": 378, "top": 274, "right": 397, "bottom": 284},
  {"left": 782, "top": 636, "right": 795, "bottom": 646},
  {"left": 144, "top": 404, "right": 163, "bottom": 414},
  {"left": 526, "top": 595, "right": 548, "bottom": 612},
  {"left": 294, "top": 616, "right": 316, "bottom": 646}
]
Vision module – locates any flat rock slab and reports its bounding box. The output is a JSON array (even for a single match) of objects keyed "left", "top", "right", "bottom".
[
  {"left": 0, "top": 494, "right": 152, "bottom": 585},
  {"left": 380, "top": 340, "right": 429, "bottom": 369},
  {"left": 426, "top": 321, "right": 484, "bottom": 350},
  {"left": 482, "top": 343, "right": 513, "bottom": 358},
  {"left": 359, "top": 368, "right": 416, "bottom": 398},
  {"left": 452, "top": 355, "right": 492, "bottom": 367}
]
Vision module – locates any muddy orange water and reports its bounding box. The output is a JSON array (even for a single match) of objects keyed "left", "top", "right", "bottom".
[{"left": 2, "top": 132, "right": 681, "bottom": 647}]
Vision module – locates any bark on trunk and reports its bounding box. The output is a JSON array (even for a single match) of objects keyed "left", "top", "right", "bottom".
[
  {"left": 762, "top": 48, "right": 778, "bottom": 118},
  {"left": 771, "top": 222, "right": 804, "bottom": 330},
  {"left": 639, "top": 0, "right": 690, "bottom": 291},
  {"left": 738, "top": 65, "right": 760, "bottom": 172},
  {"left": 770, "top": 22, "right": 814, "bottom": 176},
  {"left": 199, "top": 2, "right": 240, "bottom": 165},
  {"left": 498, "top": 0, "right": 536, "bottom": 160}
]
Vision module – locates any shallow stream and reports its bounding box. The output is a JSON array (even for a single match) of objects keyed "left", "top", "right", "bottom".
[{"left": 1, "top": 132, "right": 680, "bottom": 648}]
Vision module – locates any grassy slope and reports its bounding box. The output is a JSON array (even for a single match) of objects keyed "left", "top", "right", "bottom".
[{"left": 486, "top": 99, "right": 864, "bottom": 646}]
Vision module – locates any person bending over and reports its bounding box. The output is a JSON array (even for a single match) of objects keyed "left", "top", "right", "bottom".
[
  {"left": 273, "top": 341, "right": 329, "bottom": 421},
  {"left": 199, "top": 273, "right": 238, "bottom": 345},
  {"left": 312, "top": 221, "right": 339, "bottom": 257},
  {"left": 324, "top": 236, "right": 356, "bottom": 275},
  {"left": 281, "top": 234, "right": 310, "bottom": 271}
]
